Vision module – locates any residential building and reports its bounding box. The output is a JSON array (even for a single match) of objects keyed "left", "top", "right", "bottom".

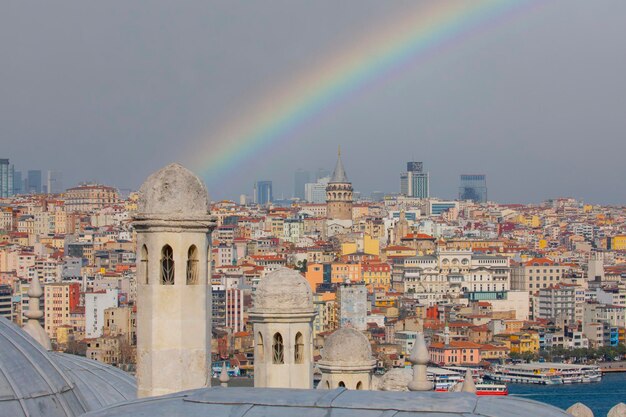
[
  {"left": 44, "top": 282, "right": 81, "bottom": 340},
  {"left": 85, "top": 289, "right": 119, "bottom": 338},
  {"left": 338, "top": 283, "right": 367, "bottom": 330},
  {"left": 64, "top": 184, "right": 120, "bottom": 212},
  {"left": 511, "top": 258, "right": 570, "bottom": 291}
]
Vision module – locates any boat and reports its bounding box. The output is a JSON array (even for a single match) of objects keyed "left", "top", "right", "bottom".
[
  {"left": 475, "top": 383, "right": 508, "bottom": 395},
  {"left": 429, "top": 367, "right": 508, "bottom": 395},
  {"left": 485, "top": 362, "right": 601, "bottom": 385}
]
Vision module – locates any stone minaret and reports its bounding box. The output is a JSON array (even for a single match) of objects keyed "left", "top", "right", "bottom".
[
  {"left": 23, "top": 275, "right": 52, "bottom": 350},
  {"left": 250, "top": 268, "right": 316, "bottom": 389},
  {"left": 318, "top": 327, "right": 376, "bottom": 390},
  {"left": 133, "top": 163, "right": 216, "bottom": 398},
  {"left": 326, "top": 147, "right": 353, "bottom": 221}
]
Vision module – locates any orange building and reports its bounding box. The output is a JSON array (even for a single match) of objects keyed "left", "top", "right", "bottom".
[{"left": 429, "top": 341, "right": 482, "bottom": 366}]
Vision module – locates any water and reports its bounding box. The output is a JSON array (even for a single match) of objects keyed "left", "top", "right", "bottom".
[{"left": 508, "top": 372, "right": 626, "bottom": 417}]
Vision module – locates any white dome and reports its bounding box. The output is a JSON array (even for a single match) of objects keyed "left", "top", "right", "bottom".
[
  {"left": 251, "top": 268, "right": 314, "bottom": 314},
  {"left": 321, "top": 327, "right": 372, "bottom": 364},
  {"left": 137, "top": 163, "right": 209, "bottom": 216}
]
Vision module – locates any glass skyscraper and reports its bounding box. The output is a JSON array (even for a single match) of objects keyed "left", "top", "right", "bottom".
[
  {"left": 254, "top": 180, "right": 273, "bottom": 205},
  {"left": 459, "top": 174, "right": 487, "bottom": 203},
  {"left": 27, "top": 170, "right": 42, "bottom": 194},
  {"left": 0, "top": 159, "right": 14, "bottom": 198},
  {"left": 293, "top": 169, "right": 309, "bottom": 200}
]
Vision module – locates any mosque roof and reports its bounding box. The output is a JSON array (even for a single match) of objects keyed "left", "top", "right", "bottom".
[
  {"left": 0, "top": 319, "right": 137, "bottom": 417},
  {"left": 51, "top": 352, "right": 136, "bottom": 411},
  {"left": 250, "top": 268, "right": 314, "bottom": 315},
  {"left": 81, "top": 387, "right": 572, "bottom": 417},
  {"left": 137, "top": 163, "right": 210, "bottom": 216},
  {"left": 0, "top": 318, "right": 86, "bottom": 417}
]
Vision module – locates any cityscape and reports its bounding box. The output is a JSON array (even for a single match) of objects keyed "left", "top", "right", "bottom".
[
  {"left": 1, "top": 151, "right": 626, "bottom": 416},
  {"left": 2, "top": 1, "right": 626, "bottom": 417}
]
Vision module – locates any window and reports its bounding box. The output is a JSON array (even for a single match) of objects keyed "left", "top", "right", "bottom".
[
  {"left": 272, "top": 333, "right": 284, "bottom": 364},
  {"left": 141, "top": 245, "right": 149, "bottom": 284},
  {"left": 295, "top": 332, "right": 304, "bottom": 364},
  {"left": 186, "top": 245, "right": 199, "bottom": 285},
  {"left": 257, "top": 332, "right": 264, "bottom": 361},
  {"left": 161, "top": 245, "right": 175, "bottom": 285},
  {"left": 338, "top": 381, "right": 346, "bottom": 388},
  {"left": 356, "top": 381, "right": 363, "bottom": 390}
]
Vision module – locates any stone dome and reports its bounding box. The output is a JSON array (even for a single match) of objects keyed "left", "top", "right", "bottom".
[
  {"left": 321, "top": 327, "right": 372, "bottom": 364},
  {"left": 251, "top": 268, "right": 314, "bottom": 314},
  {"left": 137, "top": 163, "right": 209, "bottom": 216},
  {"left": 0, "top": 318, "right": 86, "bottom": 417}
]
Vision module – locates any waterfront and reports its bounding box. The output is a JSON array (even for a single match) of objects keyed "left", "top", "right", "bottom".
[{"left": 509, "top": 372, "right": 626, "bottom": 416}]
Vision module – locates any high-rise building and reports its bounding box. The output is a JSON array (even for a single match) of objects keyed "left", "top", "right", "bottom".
[
  {"left": 0, "top": 159, "right": 14, "bottom": 198},
  {"left": 459, "top": 174, "right": 487, "bottom": 203},
  {"left": 47, "top": 170, "right": 63, "bottom": 194},
  {"left": 293, "top": 169, "right": 310, "bottom": 200},
  {"left": 254, "top": 180, "right": 273, "bottom": 205},
  {"left": 27, "top": 170, "right": 42, "bottom": 194},
  {"left": 400, "top": 161, "right": 429, "bottom": 198},
  {"left": 12, "top": 171, "right": 22, "bottom": 195}
]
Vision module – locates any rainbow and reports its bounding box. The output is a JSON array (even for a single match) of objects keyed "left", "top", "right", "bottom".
[{"left": 186, "top": 0, "right": 536, "bottom": 189}]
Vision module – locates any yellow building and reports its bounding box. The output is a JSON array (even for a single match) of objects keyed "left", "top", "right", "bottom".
[
  {"left": 341, "top": 234, "right": 380, "bottom": 257},
  {"left": 331, "top": 263, "right": 361, "bottom": 284},
  {"left": 361, "top": 262, "right": 391, "bottom": 292},
  {"left": 612, "top": 235, "right": 626, "bottom": 251},
  {"left": 505, "top": 332, "right": 539, "bottom": 354},
  {"left": 514, "top": 214, "right": 541, "bottom": 228}
]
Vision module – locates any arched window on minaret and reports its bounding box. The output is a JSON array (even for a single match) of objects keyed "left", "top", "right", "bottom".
[
  {"left": 272, "top": 332, "right": 284, "bottom": 364},
  {"left": 356, "top": 381, "right": 363, "bottom": 390},
  {"left": 294, "top": 332, "right": 304, "bottom": 364},
  {"left": 141, "top": 245, "right": 149, "bottom": 284},
  {"left": 161, "top": 245, "right": 175, "bottom": 285},
  {"left": 186, "top": 245, "right": 199, "bottom": 285},
  {"left": 338, "top": 381, "right": 345, "bottom": 388},
  {"left": 257, "top": 332, "right": 264, "bottom": 361}
]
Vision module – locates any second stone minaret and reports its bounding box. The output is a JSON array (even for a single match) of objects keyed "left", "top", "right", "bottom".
[{"left": 133, "top": 163, "right": 216, "bottom": 398}]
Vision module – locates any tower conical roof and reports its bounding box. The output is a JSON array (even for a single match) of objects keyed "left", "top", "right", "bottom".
[{"left": 330, "top": 147, "right": 349, "bottom": 184}]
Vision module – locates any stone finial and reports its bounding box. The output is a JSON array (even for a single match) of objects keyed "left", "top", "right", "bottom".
[
  {"left": 23, "top": 276, "right": 52, "bottom": 350},
  {"left": 608, "top": 403, "right": 626, "bottom": 417},
  {"left": 461, "top": 369, "right": 476, "bottom": 393},
  {"left": 219, "top": 362, "right": 230, "bottom": 388},
  {"left": 407, "top": 333, "right": 433, "bottom": 391},
  {"left": 566, "top": 403, "right": 594, "bottom": 417}
]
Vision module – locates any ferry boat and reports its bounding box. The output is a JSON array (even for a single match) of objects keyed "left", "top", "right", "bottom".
[
  {"left": 475, "top": 383, "right": 508, "bottom": 396},
  {"left": 485, "top": 363, "right": 601, "bottom": 385},
  {"left": 428, "top": 367, "right": 508, "bottom": 395}
]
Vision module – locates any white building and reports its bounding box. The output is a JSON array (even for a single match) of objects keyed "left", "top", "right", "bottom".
[{"left": 85, "top": 289, "right": 119, "bottom": 338}]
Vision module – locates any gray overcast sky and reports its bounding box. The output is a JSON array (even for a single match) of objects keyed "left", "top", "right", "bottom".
[{"left": 1, "top": 1, "right": 625, "bottom": 204}]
